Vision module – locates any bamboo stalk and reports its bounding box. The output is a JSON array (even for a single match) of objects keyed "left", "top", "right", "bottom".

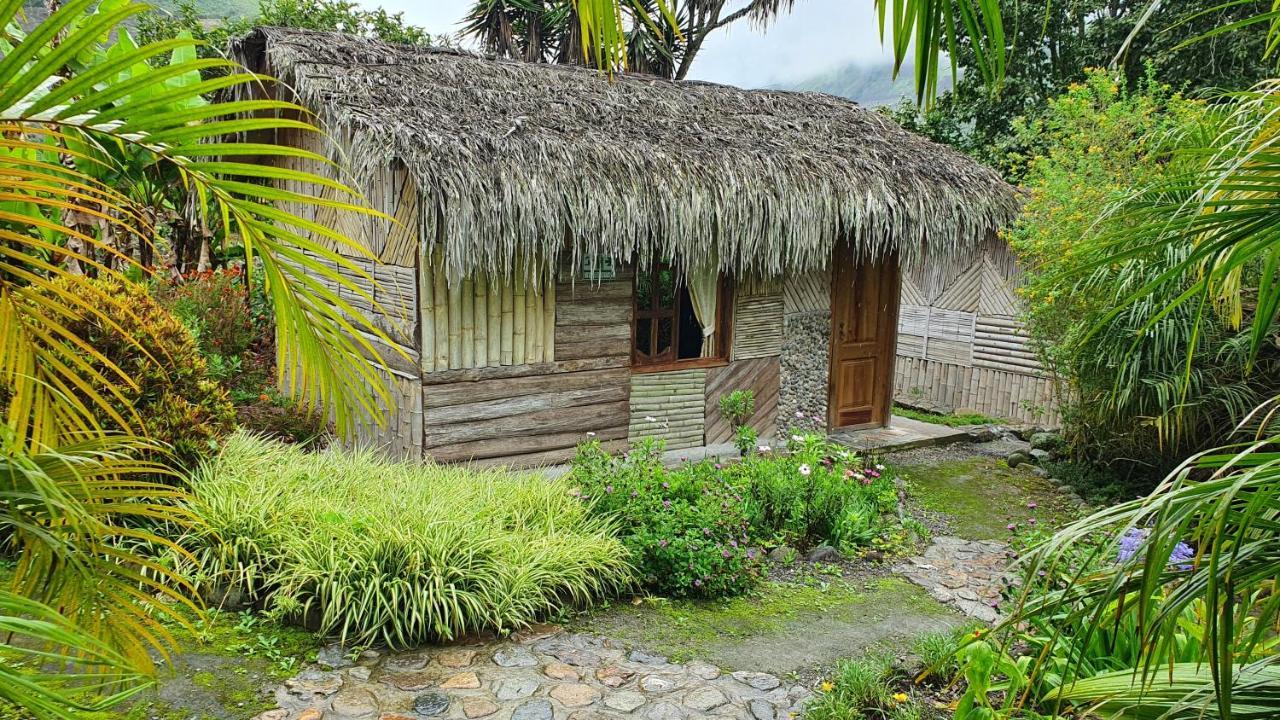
[
  {"left": 487, "top": 274, "right": 502, "bottom": 367},
  {"left": 500, "top": 274, "right": 515, "bottom": 365},
  {"left": 528, "top": 282, "right": 543, "bottom": 363},
  {"left": 473, "top": 274, "right": 488, "bottom": 367},
  {"left": 512, "top": 276, "right": 527, "bottom": 366},
  {"left": 432, "top": 250, "right": 448, "bottom": 370},
  {"left": 542, "top": 275, "right": 556, "bottom": 362},
  {"left": 419, "top": 256, "right": 435, "bottom": 373},
  {"left": 447, "top": 277, "right": 463, "bottom": 370},
  {"left": 460, "top": 277, "right": 475, "bottom": 368}
]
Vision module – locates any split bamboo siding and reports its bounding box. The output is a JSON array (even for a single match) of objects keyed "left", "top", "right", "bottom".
[
  {"left": 895, "top": 238, "right": 1058, "bottom": 424},
  {"left": 630, "top": 369, "right": 706, "bottom": 450}
]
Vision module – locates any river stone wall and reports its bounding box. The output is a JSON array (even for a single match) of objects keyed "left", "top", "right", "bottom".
[{"left": 778, "top": 269, "right": 831, "bottom": 437}]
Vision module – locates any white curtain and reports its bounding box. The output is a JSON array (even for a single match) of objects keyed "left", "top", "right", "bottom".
[{"left": 686, "top": 257, "right": 719, "bottom": 358}]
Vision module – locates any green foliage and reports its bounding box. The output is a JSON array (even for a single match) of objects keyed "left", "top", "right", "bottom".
[
  {"left": 911, "top": 624, "right": 980, "bottom": 685},
  {"left": 173, "top": 433, "right": 630, "bottom": 648},
  {"left": 1007, "top": 69, "right": 1280, "bottom": 477},
  {"left": 732, "top": 424, "right": 758, "bottom": 459},
  {"left": 953, "top": 636, "right": 1028, "bottom": 720},
  {"left": 718, "top": 389, "right": 755, "bottom": 429},
  {"left": 20, "top": 276, "right": 237, "bottom": 470},
  {"left": 887, "top": 1, "right": 1275, "bottom": 179},
  {"left": 570, "top": 438, "right": 760, "bottom": 598},
  {"left": 805, "top": 653, "right": 922, "bottom": 720},
  {"left": 893, "top": 405, "right": 1003, "bottom": 428}
]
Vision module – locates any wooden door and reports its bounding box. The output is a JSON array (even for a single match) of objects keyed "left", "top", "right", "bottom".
[{"left": 828, "top": 245, "right": 900, "bottom": 430}]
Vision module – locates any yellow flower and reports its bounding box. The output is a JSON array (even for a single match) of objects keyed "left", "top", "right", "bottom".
[
  {"left": 819, "top": 681, "right": 834, "bottom": 693},
  {"left": 892, "top": 692, "right": 909, "bottom": 704}
]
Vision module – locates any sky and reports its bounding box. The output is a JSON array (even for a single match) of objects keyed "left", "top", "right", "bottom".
[{"left": 365, "top": 0, "right": 891, "bottom": 88}]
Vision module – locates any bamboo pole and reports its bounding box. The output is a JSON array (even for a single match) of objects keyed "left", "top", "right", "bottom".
[
  {"left": 542, "top": 274, "right": 556, "bottom": 362},
  {"left": 512, "top": 276, "right": 527, "bottom": 365},
  {"left": 473, "top": 274, "right": 488, "bottom": 367},
  {"left": 460, "top": 277, "right": 475, "bottom": 368},
  {"left": 447, "top": 277, "right": 463, "bottom": 370},
  {"left": 528, "top": 282, "right": 543, "bottom": 363},
  {"left": 432, "top": 250, "right": 448, "bottom": 370},
  {"left": 419, "top": 255, "right": 435, "bottom": 373},
  {"left": 486, "top": 274, "right": 501, "bottom": 367},
  {"left": 500, "top": 274, "right": 514, "bottom": 365}
]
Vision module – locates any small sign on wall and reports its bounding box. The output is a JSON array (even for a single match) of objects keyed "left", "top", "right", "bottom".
[{"left": 580, "top": 256, "right": 616, "bottom": 282}]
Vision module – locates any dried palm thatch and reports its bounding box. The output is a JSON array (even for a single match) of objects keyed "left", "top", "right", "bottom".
[{"left": 232, "top": 27, "right": 1018, "bottom": 283}]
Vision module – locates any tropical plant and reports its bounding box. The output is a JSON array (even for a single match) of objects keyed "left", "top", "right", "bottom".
[
  {"left": 2, "top": 0, "right": 392, "bottom": 713},
  {"left": 172, "top": 433, "right": 631, "bottom": 647}
]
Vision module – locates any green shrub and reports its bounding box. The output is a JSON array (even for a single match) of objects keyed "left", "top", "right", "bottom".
[
  {"left": 805, "top": 654, "right": 917, "bottom": 720},
  {"left": 17, "top": 276, "right": 236, "bottom": 469},
  {"left": 570, "top": 438, "right": 760, "bottom": 598},
  {"left": 175, "top": 434, "right": 631, "bottom": 647},
  {"left": 718, "top": 389, "right": 756, "bottom": 428},
  {"left": 724, "top": 433, "right": 900, "bottom": 551}
]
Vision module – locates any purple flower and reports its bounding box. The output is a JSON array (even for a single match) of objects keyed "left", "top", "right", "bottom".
[
  {"left": 1117, "top": 528, "right": 1196, "bottom": 571},
  {"left": 662, "top": 500, "right": 672, "bottom": 509},
  {"left": 659, "top": 539, "right": 669, "bottom": 547},
  {"left": 722, "top": 549, "right": 732, "bottom": 558},
  {"left": 1007, "top": 523, "right": 1018, "bottom": 531},
  {"left": 662, "top": 482, "right": 670, "bottom": 489},
  {"left": 703, "top": 528, "right": 711, "bottom": 536},
  {"left": 605, "top": 485, "right": 614, "bottom": 494},
  {"left": 1027, "top": 501, "right": 1038, "bottom": 509},
  {"left": 694, "top": 579, "right": 703, "bottom": 587}
]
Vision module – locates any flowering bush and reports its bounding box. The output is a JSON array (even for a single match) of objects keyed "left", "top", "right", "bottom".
[
  {"left": 570, "top": 439, "right": 761, "bottom": 598},
  {"left": 724, "top": 432, "right": 899, "bottom": 551}
]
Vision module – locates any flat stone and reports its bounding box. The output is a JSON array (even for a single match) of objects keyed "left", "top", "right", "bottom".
[
  {"left": 682, "top": 687, "right": 727, "bottom": 712},
  {"left": 604, "top": 691, "right": 647, "bottom": 713},
  {"left": 318, "top": 644, "right": 354, "bottom": 670},
  {"left": 730, "top": 672, "right": 780, "bottom": 691},
  {"left": 436, "top": 649, "right": 477, "bottom": 668},
  {"left": 685, "top": 662, "right": 720, "bottom": 681},
  {"left": 640, "top": 676, "right": 678, "bottom": 694},
  {"left": 463, "top": 699, "right": 500, "bottom": 719},
  {"left": 253, "top": 710, "right": 289, "bottom": 720},
  {"left": 298, "top": 710, "right": 324, "bottom": 720},
  {"left": 495, "top": 677, "right": 541, "bottom": 701},
  {"left": 628, "top": 649, "right": 668, "bottom": 665},
  {"left": 348, "top": 667, "right": 372, "bottom": 682},
  {"left": 513, "top": 623, "right": 563, "bottom": 643},
  {"left": 287, "top": 670, "right": 343, "bottom": 697},
  {"left": 382, "top": 671, "right": 436, "bottom": 692},
  {"left": 493, "top": 647, "right": 539, "bottom": 668},
  {"left": 644, "top": 702, "right": 686, "bottom": 720},
  {"left": 412, "top": 692, "right": 450, "bottom": 717},
  {"left": 512, "top": 699, "right": 555, "bottom": 720},
  {"left": 441, "top": 672, "right": 482, "bottom": 689},
  {"left": 384, "top": 652, "right": 431, "bottom": 672},
  {"left": 804, "top": 545, "right": 841, "bottom": 563},
  {"left": 747, "top": 700, "right": 775, "bottom": 720},
  {"left": 555, "top": 649, "right": 602, "bottom": 667},
  {"left": 551, "top": 683, "right": 602, "bottom": 707},
  {"left": 331, "top": 689, "right": 380, "bottom": 719},
  {"left": 597, "top": 666, "right": 636, "bottom": 688},
  {"left": 378, "top": 715, "right": 415, "bottom": 720},
  {"left": 545, "top": 661, "right": 580, "bottom": 681}
]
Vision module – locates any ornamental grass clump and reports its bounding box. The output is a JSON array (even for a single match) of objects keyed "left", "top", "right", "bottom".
[{"left": 176, "top": 433, "right": 631, "bottom": 648}]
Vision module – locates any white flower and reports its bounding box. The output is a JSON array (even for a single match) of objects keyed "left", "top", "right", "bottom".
[
  {"left": 758, "top": 445, "right": 771, "bottom": 453},
  {"left": 798, "top": 464, "right": 812, "bottom": 476},
  {"left": 586, "top": 431, "right": 596, "bottom": 437},
  {"left": 645, "top": 416, "right": 657, "bottom": 423},
  {"left": 790, "top": 434, "right": 803, "bottom": 443},
  {"left": 875, "top": 463, "right": 886, "bottom": 470},
  {"left": 795, "top": 411, "right": 805, "bottom": 419}
]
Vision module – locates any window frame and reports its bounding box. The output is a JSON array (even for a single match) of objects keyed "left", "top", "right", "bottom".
[{"left": 630, "top": 262, "right": 732, "bottom": 373}]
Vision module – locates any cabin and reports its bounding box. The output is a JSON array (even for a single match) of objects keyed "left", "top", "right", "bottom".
[{"left": 231, "top": 28, "right": 1020, "bottom": 466}]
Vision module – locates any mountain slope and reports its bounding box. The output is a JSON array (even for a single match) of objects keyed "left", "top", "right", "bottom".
[{"left": 773, "top": 60, "right": 954, "bottom": 107}]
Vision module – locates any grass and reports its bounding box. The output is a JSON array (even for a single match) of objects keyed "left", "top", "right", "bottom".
[
  {"left": 893, "top": 405, "right": 1005, "bottom": 427},
  {"left": 171, "top": 433, "right": 632, "bottom": 649},
  {"left": 900, "top": 457, "right": 1076, "bottom": 540}
]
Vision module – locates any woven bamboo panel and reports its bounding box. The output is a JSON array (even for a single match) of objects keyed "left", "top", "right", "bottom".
[
  {"left": 973, "top": 315, "right": 1042, "bottom": 374},
  {"left": 896, "top": 304, "right": 975, "bottom": 366},
  {"left": 900, "top": 275, "right": 928, "bottom": 306},
  {"left": 736, "top": 275, "right": 783, "bottom": 298},
  {"left": 733, "top": 295, "right": 784, "bottom": 360},
  {"left": 977, "top": 258, "right": 1021, "bottom": 317},
  {"left": 630, "top": 369, "right": 706, "bottom": 450},
  {"left": 339, "top": 366, "right": 424, "bottom": 460},
  {"left": 895, "top": 356, "right": 1059, "bottom": 424},
  {"left": 932, "top": 260, "right": 982, "bottom": 312},
  {"left": 704, "top": 357, "right": 781, "bottom": 444},
  {"left": 783, "top": 269, "right": 830, "bottom": 315}
]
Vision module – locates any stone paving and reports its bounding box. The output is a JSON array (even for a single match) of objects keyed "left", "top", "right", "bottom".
[
  {"left": 895, "top": 535, "right": 1017, "bottom": 623},
  {"left": 265, "top": 625, "right": 811, "bottom": 720}
]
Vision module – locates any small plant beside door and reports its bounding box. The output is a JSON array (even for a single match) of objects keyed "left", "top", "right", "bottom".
[{"left": 719, "top": 389, "right": 758, "bottom": 457}]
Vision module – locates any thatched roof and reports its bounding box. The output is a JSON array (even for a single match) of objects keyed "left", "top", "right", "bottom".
[{"left": 233, "top": 27, "right": 1018, "bottom": 280}]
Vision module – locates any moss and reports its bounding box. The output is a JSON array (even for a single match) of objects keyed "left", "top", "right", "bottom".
[
  {"left": 574, "top": 575, "right": 954, "bottom": 664},
  {"left": 900, "top": 457, "right": 1075, "bottom": 540},
  {"left": 893, "top": 405, "right": 1004, "bottom": 427}
]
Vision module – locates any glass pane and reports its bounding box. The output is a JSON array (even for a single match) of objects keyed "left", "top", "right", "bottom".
[
  {"left": 635, "top": 320, "right": 652, "bottom": 357},
  {"left": 677, "top": 286, "right": 703, "bottom": 360},
  {"left": 636, "top": 270, "right": 652, "bottom": 310},
  {"left": 656, "top": 317, "right": 673, "bottom": 357},
  {"left": 657, "top": 268, "right": 676, "bottom": 310}
]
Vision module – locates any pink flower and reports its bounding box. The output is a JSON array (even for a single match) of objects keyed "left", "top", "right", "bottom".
[
  {"left": 843, "top": 469, "right": 856, "bottom": 479},
  {"left": 1027, "top": 501, "right": 1038, "bottom": 509},
  {"left": 798, "top": 464, "right": 812, "bottom": 476},
  {"left": 1007, "top": 523, "right": 1018, "bottom": 531}
]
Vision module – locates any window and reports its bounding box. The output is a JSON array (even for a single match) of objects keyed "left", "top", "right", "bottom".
[{"left": 633, "top": 262, "right": 729, "bottom": 368}]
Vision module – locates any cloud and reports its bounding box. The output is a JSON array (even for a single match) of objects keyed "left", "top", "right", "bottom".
[{"left": 366, "top": 0, "right": 887, "bottom": 88}]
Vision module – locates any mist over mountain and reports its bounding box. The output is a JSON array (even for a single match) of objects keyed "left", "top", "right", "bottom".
[{"left": 772, "top": 60, "right": 953, "bottom": 107}]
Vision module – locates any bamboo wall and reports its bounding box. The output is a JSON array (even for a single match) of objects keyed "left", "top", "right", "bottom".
[{"left": 895, "top": 238, "right": 1058, "bottom": 424}]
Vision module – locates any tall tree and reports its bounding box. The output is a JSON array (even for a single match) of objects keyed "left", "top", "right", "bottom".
[{"left": 464, "top": 0, "right": 796, "bottom": 80}]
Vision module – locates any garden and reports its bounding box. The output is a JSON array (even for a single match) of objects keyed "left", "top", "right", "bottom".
[{"left": 3, "top": 1, "right": 1280, "bottom": 720}]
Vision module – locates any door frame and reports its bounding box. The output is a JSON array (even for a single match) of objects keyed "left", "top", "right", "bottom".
[{"left": 826, "top": 246, "right": 901, "bottom": 432}]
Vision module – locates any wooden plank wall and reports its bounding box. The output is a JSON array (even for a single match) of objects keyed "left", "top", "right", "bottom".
[
  {"left": 704, "top": 357, "right": 781, "bottom": 444},
  {"left": 630, "top": 369, "right": 706, "bottom": 450}
]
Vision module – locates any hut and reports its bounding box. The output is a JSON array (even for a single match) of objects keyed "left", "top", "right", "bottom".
[{"left": 231, "top": 28, "right": 1020, "bottom": 466}]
